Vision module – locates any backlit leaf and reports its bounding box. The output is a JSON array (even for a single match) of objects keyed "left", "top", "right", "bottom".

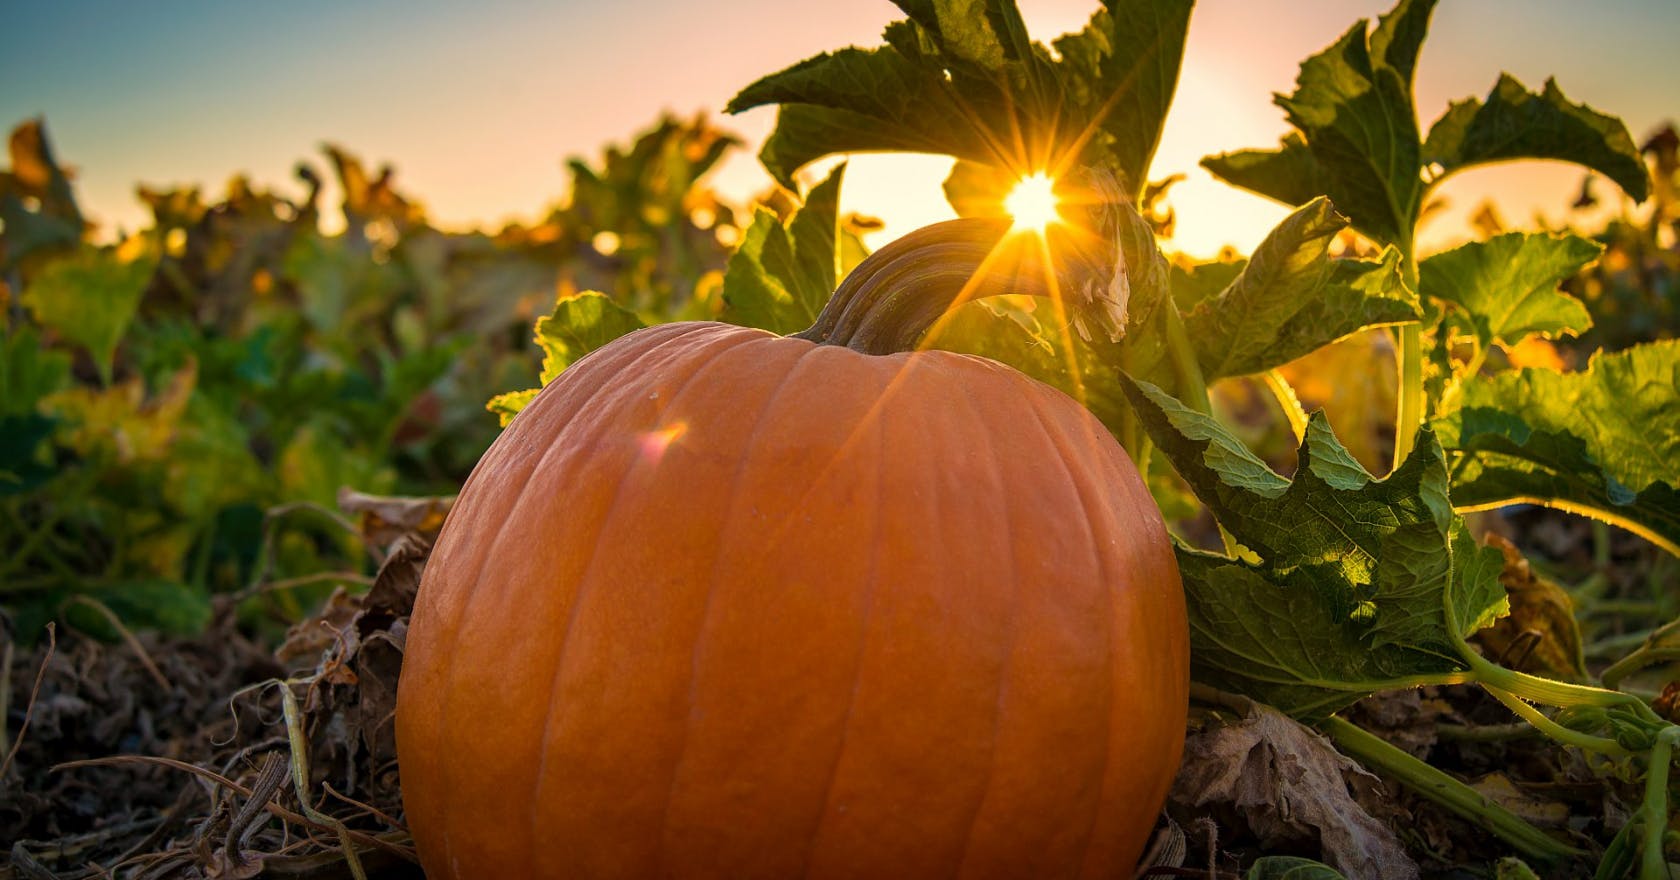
[
  {"left": 720, "top": 164, "right": 845, "bottom": 335},
  {"left": 1419, "top": 232, "right": 1602, "bottom": 350},
  {"left": 1205, "top": 0, "right": 1434, "bottom": 246},
  {"left": 731, "top": 0, "right": 1192, "bottom": 195},
  {"left": 1184, "top": 198, "right": 1418, "bottom": 379},
  {"left": 1122, "top": 376, "right": 1508, "bottom": 718},
  {"left": 534, "top": 292, "right": 649, "bottom": 384},
  {"left": 1423, "top": 75, "right": 1649, "bottom": 201},
  {"left": 1434, "top": 340, "right": 1680, "bottom": 555}
]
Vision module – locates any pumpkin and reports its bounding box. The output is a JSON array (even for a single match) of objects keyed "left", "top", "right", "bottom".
[{"left": 396, "top": 218, "right": 1188, "bottom": 879}]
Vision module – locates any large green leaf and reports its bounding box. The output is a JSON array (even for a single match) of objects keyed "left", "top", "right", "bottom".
[
  {"left": 1122, "top": 376, "right": 1508, "bottom": 719},
  {"left": 1423, "top": 75, "right": 1649, "bottom": 201},
  {"left": 1204, "top": 0, "right": 1434, "bottom": 246},
  {"left": 21, "top": 246, "right": 156, "bottom": 383},
  {"left": 1418, "top": 232, "right": 1602, "bottom": 350},
  {"left": 730, "top": 0, "right": 1192, "bottom": 194},
  {"left": 1201, "top": 133, "right": 1331, "bottom": 217},
  {"left": 1050, "top": 0, "right": 1194, "bottom": 190},
  {"left": 1434, "top": 340, "right": 1680, "bottom": 555},
  {"left": 728, "top": 23, "right": 1009, "bottom": 188},
  {"left": 720, "top": 164, "right": 845, "bottom": 335},
  {"left": 1184, "top": 197, "right": 1418, "bottom": 380}
]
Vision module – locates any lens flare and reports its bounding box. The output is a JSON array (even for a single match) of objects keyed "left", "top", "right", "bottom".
[{"left": 1003, "top": 173, "right": 1059, "bottom": 232}]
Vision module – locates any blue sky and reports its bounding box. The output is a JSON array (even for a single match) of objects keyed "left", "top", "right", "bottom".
[{"left": 4, "top": 0, "right": 1675, "bottom": 255}]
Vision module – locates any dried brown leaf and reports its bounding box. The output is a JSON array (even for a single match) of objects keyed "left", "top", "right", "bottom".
[
  {"left": 1473, "top": 534, "right": 1585, "bottom": 680},
  {"left": 335, "top": 487, "right": 452, "bottom": 553},
  {"left": 1170, "top": 704, "right": 1419, "bottom": 880}
]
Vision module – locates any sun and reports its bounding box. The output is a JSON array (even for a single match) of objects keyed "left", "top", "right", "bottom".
[{"left": 1003, "top": 172, "right": 1060, "bottom": 232}]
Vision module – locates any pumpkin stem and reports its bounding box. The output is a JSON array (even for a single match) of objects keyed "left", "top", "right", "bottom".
[{"left": 793, "top": 216, "right": 1124, "bottom": 355}]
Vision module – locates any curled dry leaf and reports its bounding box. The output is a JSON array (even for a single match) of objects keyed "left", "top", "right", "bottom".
[
  {"left": 335, "top": 486, "right": 453, "bottom": 554},
  {"left": 1472, "top": 533, "right": 1585, "bottom": 680},
  {"left": 1169, "top": 703, "right": 1418, "bottom": 880},
  {"left": 1653, "top": 681, "right": 1680, "bottom": 724},
  {"left": 362, "top": 531, "right": 431, "bottom": 619}
]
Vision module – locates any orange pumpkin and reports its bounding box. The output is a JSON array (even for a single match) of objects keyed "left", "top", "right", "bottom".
[{"left": 396, "top": 219, "right": 1188, "bottom": 879}]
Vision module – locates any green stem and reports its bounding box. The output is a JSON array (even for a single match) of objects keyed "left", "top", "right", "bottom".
[
  {"left": 1161, "top": 303, "right": 1209, "bottom": 416},
  {"left": 1594, "top": 520, "right": 1614, "bottom": 568},
  {"left": 1321, "top": 716, "right": 1582, "bottom": 864},
  {"left": 1262, "top": 369, "right": 1310, "bottom": 443},
  {"left": 1482, "top": 685, "right": 1631, "bottom": 758},
  {"left": 1461, "top": 640, "right": 1647, "bottom": 711},
  {"left": 796, "top": 216, "right": 1128, "bottom": 354},
  {"left": 1392, "top": 246, "right": 1424, "bottom": 473},
  {"left": 1159, "top": 302, "right": 1239, "bottom": 555},
  {"left": 1393, "top": 324, "right": 1424, "bottom": 471},
  {"left": 1602, "top": 621, "right": 1680, "bottom": 693},
  {"left": 1642, "top": 728, "right": 1680, "bottom": 880}
]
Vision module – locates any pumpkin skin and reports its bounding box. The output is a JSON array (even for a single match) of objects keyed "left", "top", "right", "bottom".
[{"left": 396, "top": 320, "right": 1188, "bottom": 879}]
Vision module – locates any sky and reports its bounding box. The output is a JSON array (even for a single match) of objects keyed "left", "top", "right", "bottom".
[{"left": 3, "top": 0, "right": 1675, "bottom": 258}]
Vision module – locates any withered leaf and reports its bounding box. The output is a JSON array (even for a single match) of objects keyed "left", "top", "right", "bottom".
[
  {"left": 1170, "top": 704, "right": 1418, "bottom": 880},
  {"left": 336, "top": 486, "right": 453, "bottom": 553},
  {"left": 1472, "top": 533, "right": 1586, "bottom": 680}
]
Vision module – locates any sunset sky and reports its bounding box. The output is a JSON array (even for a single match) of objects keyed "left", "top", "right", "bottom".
[{"left": 4, "top": 0, "right": 1675, "bottom": 257}]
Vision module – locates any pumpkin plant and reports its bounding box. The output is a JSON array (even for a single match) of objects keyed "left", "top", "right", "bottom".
[
  {"left": 703, "top": 0, "right": 1680, "bottom": 875},
  {"left": 395, "top": 213, "right": 1190, "bottom": 877},
  {"left": 406, "top": 0, "right": 1680, "bottom": 875}
]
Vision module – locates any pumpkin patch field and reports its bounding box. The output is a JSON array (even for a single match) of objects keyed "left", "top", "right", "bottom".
[{"left": 3, "top": 1, "right": 1679, "bottom": 877}]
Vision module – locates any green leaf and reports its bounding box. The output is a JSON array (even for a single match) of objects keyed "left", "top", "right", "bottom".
[
  {"left": 165, "top": 396, "right": 271, "bottom": 519},
  {"left": 1492, "top": 857, "right": 1542, "bottom": 880},
  {"left": 1434, "top": 340, "right": 1680, "bottom": 555},
  {"left": 1183, "top": 197, "right": 1418, "bottom": 379},
  {"left": 486, "top": 291, "right": 651, "bottom": 426},
  {"left": 912, "top": 0, "right": 1008, "bottom": 68},
  {"left": 1051, "top": 0, "right": 1194, "bottom": 190},
  {"left": 1168, "top": 255, "right": 1245, "bottom": 312},
  {"left": 1247, "top": 856, "right": 1349, "bottom": 880},
  {"left": 534, "top": 292, "right": 648, "bottom": 385},
  {"left": 1122, "top": 377, "right": 1507, "bottom": 718},
  {"left": 21, "top": 246, "right": 156, "bottom": 383},
  {"left": 728, "top": 26, "right": 1004, "bottom": 188},
  {"left": 1, "top": 325, "right": 73, "bottom": 417},
  {"left": 486, "top": 388, "right": 540, "bottom": 428},
  {"left": 730, "top": 0, "right": 1191, "bottom": 194},
  {"left": 1423, "top": 75, "right": 1650, "bottom": 201},
  {"left": 1418, "top": 232, "right": 1602, "bottom": 350},
  {"left": 721, "top": 164, "right": 845, "bottom": 335},
  {"left": 1216, "top": 0, "right": 1434, "bottom": 245},
  {"left": 1201, "top": 133, "right": 1332, "bottom": 216}
]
